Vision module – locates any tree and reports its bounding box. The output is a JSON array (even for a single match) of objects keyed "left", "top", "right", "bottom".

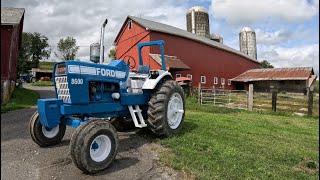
[
  {"left": 17, "top": 32, "right": 51, "bottom": 75},
  {"left": 55, "top": 36, "right": 79, "bottom": 60},
  {"left": 108, "top": 47, "right": 116, "bottom": 60},
  {"left": 260, "top": 60, "right": 274, "bottom": 68}
]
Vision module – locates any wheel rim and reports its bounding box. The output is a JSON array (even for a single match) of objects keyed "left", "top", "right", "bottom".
[
  {"left": 42, "top": 125, "right": 59, "bottom": 138},
  {"left": 167, "top": 92, "right": 184, "bottom": 129},
  {"left": 90, "top": 135, "right": 112, "bottom": 162}
]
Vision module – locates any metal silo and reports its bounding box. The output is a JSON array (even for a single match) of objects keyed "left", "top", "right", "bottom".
[
  {"left": 90, "top": 43, "right": 100, "bottom": 63},
  {"left": 239, "top": 27, "right": 257, "bottom": 59},
  {"left": 186, "top": 6, "right": 210, "bottom": 38},
  {"left": 210, "top": 33, "right": 223, "bottom": 44}
]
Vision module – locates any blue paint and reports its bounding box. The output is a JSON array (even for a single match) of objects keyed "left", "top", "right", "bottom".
[
  {"left": 137, "top": 40, "right": 166, "bottom": 70},
  {"left": 37, "top": 40, "right": 166, "bottom": 130}
]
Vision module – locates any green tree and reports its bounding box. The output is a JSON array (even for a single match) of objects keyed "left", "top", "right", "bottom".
[
  {"left": 55, "top": 36, "right": 79, "bottom": 60},
  {"left": 260, "top": 60, "right": 274, "bottom": 68},
  {"left": 108, "top": 47, "right": 116, "bottom": 60},
  {"left": 17, "top": 32, "right": 51, "bottom": 75}
]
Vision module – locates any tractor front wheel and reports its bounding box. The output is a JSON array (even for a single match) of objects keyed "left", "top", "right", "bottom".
[
  {"left": 29, "top": 112, "right": 66, "bottom": 147},
  {"left": 70, "top": 120, "right": 118, "bottom": 174},
  {"left": 147, "top": 80, "right": 185, "bottom": 137}
]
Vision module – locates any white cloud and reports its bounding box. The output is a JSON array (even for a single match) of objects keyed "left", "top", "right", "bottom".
[
  {"left": 259, "top": 44, "right": 319, "bottom": 75},
  {"left": 211, "top": 0, "right": 319, "bottom": 25},
  {"left": 255, "top": 28, "right": 317, "bottom": 45},
  {"left": 3, "top": 0, "right": 188, "bottom": 62}
]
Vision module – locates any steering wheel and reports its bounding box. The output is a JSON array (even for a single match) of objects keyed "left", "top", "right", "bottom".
[{"left": 122, "top": 55, "right": 136, "bottom": 69}]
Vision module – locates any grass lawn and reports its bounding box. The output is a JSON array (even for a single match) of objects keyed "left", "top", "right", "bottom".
[
  {"left": 159, "top": 98, "right": 319, "bottom": 179},
  {"left": 32, "top": 80, "right": 53, "bottom": 86},
  {"left": 1, "top": 88, "right": 39, "bottom": 113}
]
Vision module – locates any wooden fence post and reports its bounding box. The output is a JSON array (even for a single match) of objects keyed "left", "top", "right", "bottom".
[
  {"left": 270, "top": 86, "right": 278, "bottom": 112},
  {"left": 307, "top": 87, "right": 314, "bottom": 116},
  {"left": 248, "top": 84, "right": 253, "bottom": 111},
  {"left": 198, "top": 83, "right": 201, "bottom": 104}
]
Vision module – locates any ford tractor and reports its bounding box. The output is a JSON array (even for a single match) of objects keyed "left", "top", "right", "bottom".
[{"left": 29, "top": 18, "right": 185, "bottom": 174}]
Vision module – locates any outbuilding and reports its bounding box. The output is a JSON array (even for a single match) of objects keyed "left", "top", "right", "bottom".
[
  {"left": 1, "top": 7, "right": 25, "bottom": 104},
  {"left": 231, "top": 67, "right": 317, "bottom": 93},
  {"left": 114, "top": 16, "right": 261, "bottom": 89}
]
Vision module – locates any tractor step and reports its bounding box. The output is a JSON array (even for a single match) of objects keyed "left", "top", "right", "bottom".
[{"left": 128, "top": 105, "right": 147, "bottom": 128}]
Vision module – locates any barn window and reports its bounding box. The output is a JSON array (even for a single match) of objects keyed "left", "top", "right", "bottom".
[
  {"left": 187, "top": 74, "right": 192, "bottom": 80},
  {"left": 214, "top": 77, "right": 218, "bottom": 84},
  {"left": 221, "top": 78, "right": 225, "bottom": 85},
  {"left": 228, "top": 79, "right": 232, "bottom": 85},
  {"left": 201, "top": 76, "right": 206, "bottom": 84},
  {"left": 176, "top": 74, "right": 181, "bottom": 79},
  {"left": 128, "top": 20, "right": 132, "bottom": 29}
]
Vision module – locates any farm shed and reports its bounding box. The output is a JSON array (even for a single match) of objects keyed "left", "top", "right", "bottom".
[
  {"left": 114, "top": 16, "right": 261, "bottom": 89},
  {"left": 1, "top": 7, "right": 25, "bottom": 104},
  {"left": 231, "top": 67, "right": 317, "bottom": 93}
]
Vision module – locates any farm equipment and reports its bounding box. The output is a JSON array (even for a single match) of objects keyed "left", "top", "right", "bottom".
[{"left": 29, "top": 18, "right": 185, "bottom": 174}]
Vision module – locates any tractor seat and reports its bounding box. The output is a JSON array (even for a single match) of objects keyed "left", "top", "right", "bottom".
[{"left": 137, "top": 65, "right": 150, "bottom": 74}]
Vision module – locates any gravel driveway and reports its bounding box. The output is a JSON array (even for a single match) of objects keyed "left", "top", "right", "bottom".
[{"left": 1, "top": 85, "right": 185, "bottom": 180}]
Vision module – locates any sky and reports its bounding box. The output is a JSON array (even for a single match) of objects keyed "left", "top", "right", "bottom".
[{"left": 3, "top": 0, "right": 319, "bottom": 75}]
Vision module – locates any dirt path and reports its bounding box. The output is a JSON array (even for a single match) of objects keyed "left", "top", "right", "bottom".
[{"left": 1, "top": 85, "right": 186, "bottom": 180}]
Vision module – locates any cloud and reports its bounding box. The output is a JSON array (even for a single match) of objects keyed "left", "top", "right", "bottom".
[
  {"left": 259, "top": 44, "right": 319, "bottom": 75},
  {"left": 211, "top": 0, "right": 319, "bottom": 25},
  {"left": 2, "top": 0, "right": 188, "bottom": 62},
  {"left": 255, "top": 27, "right": 318, "bottom": 45}
]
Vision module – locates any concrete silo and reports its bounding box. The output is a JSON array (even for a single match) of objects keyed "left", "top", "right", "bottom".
[
  {"left": 239, "top": 27, "right": 257, "bottom": 59},
  {"left": 186, "top": 6, "right": 210, "bottom": 38}
]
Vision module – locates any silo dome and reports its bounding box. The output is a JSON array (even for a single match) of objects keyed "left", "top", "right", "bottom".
[
  {"left": 187, "top": 6, "right": 208, "bottom": 13},
  {"left": 240, "top": 27, "right": 254, "bottom": 32}
]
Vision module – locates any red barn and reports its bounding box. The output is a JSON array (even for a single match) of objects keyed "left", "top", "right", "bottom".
[
  {"left": 1, "top": 7, "right": 25, "bottom": 104},
  {"left": 114, "top": 16, "right": 261, "bottom": 89}
]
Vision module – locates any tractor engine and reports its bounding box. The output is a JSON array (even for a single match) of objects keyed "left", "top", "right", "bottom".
[{"left": 53, "top": 60, "right": 128, "bottom": 105}]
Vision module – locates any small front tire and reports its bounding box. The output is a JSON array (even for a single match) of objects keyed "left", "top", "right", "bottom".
[
  {"left": 70, "top": 120, "right": 118, "bottom": 174},
  {"left": 29, "top": 112, "right": 66, "bottom": 147}
]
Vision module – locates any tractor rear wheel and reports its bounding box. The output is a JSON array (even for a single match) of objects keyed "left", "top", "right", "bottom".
[
  {"left": 29, "top": 111, "right": 66, "bottom": 147},
  {"left": 146, "top": 80, "right": 185, "bottom": 137},
  {"left": 70, "top": 120, "right": 118, "bottom": 174}
]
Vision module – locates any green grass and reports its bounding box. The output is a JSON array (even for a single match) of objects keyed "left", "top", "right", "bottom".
[
  {"left": 39, "top": 61, "right": 55, "bottom": 70},
  {"left": 32, "top": 80, "right": 53, "bottom": 86},
  {"left": 159, "top": 97, "right": 319, "bottom": 179},
  {"left": 1, "top": 88, "right": 39, "bottom": 113}
]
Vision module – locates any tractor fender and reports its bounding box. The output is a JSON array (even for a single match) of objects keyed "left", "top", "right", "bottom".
[{"left": 142, "top": 71, "right": 172, "bottom": 90}]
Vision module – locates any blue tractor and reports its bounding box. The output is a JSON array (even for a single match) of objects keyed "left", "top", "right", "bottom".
[{"left": 29, "top": 19, "right": 185, "bottom": 174}]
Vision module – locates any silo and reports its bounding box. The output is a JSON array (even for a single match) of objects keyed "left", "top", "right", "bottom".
[
  {"left": 186, "top": 6, "right": 210, "bottom": 38},
  {"left": 210, "top": 33, "right": 223, "bottom": 44},
  {"left": 90, "top": 43, "right": 100, "bottom": 63},
  {"left": 239, "top": 27, "right": 257, "bottom": 59}
]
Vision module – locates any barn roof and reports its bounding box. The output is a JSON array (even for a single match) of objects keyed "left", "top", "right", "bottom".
[
  {"left": 115, "top": 16, "right": 260, "bottom": 64},
  {"left": 149, "top": 53, "right": 190, "bottom": 70},
  {"left": 1, "top": 7, "right": 25, "bottom": 25},
  {"left": 231, "top": 67, "right": 315, "bottom": 82}
]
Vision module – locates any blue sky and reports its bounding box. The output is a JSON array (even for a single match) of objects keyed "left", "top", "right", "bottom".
[{"left": 3, "top": 0, "right": 319, "bottom": 75}]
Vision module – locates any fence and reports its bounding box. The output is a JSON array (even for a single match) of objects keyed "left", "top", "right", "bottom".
[
  {"left": 253, "top": 92, "right": 319, "bottom": 116},
  {"left": 197, "top": 83, "right": 319, "bottom": 116},
  {"left": 199, "top": 88, "right": 248, "bottom": 110}
]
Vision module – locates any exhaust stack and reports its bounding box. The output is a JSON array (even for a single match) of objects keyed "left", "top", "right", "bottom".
[{"left": 99, "top": 18, "right": 108, "bottom": 64}]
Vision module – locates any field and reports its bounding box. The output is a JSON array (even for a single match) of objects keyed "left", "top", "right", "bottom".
[
  {"left": 32, "top": 80, "right": 54, "bottom": 86},
  {"left": 200, "top": 89, "right": 319, "bottom": 117},
  {"left": 1, "top": 88, "right": 39, "bottom": 113},
  {"left": 159, "top": 98, "right": 319, "bottom": 179}
]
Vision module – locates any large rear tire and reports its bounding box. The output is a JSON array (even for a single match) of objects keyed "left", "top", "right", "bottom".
[
  {"left": 29, "top": 112, "right": 66, "bottom": 147},
  {"left": 146, "top": 80, "right": 185, "bottom": 137},
  {"left": 70, "top": 120, "right": 118, "bottom": 174}
]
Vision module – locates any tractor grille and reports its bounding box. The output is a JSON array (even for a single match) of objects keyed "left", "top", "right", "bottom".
[{"left": 55, "top": 76, "right": 71, "bottom": 103}]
